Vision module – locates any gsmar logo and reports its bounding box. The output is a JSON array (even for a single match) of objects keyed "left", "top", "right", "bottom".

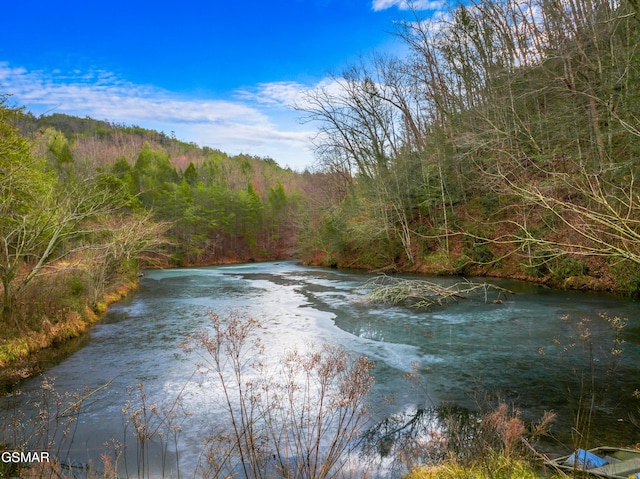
[{"left": 1, "top": 451, "right": 51, "bottom": 463}]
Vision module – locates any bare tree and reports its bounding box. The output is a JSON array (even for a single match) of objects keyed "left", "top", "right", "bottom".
[
  {"left": 1, "top": 172, "right": 129, "bottom": 324},
  {"left": 80, "top": 212, "right": 170, "bottom": 306},
  {"left": 497, "top": 161, "right": 640, "bottom": 264}
]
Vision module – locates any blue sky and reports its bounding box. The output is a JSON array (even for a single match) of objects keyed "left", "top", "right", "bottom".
[{"left": 0, "top": 0, "right": 441, "bottom": 170}]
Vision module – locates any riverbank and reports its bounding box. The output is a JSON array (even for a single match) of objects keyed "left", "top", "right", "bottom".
[
  {"left": 0, "top": 252, "right": 282, "bottom": 391},
  {"left": 1, "top": 248, "right": 632, "bottom": 393},
  {"left": 0, "top": 253, "right": 275, "bottom": 391},
  {"left": 304, "top": 231, "right": 630, "bottom": 295},
  {"left": 0, "top": 278, "right": 139, "bottom": 392}
]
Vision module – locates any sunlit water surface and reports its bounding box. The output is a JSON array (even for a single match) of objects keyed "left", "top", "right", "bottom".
[{"left": 3, "top": 261, "right": 639, "bottom": 477}]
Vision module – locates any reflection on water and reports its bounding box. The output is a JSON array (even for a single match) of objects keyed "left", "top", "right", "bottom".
[
  {"left": 358, "top": 405, "right": 481, "bottom": 478},
  {"left": 2, "top": 261, "right": 639, "bottom": 477}
]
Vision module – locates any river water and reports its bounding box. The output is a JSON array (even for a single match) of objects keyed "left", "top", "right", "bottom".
[{"left": 3, "top": 261, "right": 640, "bottom": 477}]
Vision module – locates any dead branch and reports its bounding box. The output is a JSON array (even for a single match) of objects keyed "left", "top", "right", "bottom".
[{"left": 360, "top": 275, "right": 513, "bottom": 309}]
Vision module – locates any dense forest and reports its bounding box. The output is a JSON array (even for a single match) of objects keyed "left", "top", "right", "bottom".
[
  {"left": 13, "top": 110, "right": 314, "bottom": 265},
  {"left": 1, "top": 0, "right": 639, "bottom": 374},
  {"left": 298, "top": 0, "right": 640, "bottom": 292}
]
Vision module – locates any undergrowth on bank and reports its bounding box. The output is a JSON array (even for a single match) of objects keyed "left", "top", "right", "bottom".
[
  {"left": 405, "top": 456, "right": 545, "bottom": 479},
  {"left": 0, "top": 273, "right": 138, "bottom": 388},
  {"left": 400, "top": 401, "right": 558, "bottom": 479}
]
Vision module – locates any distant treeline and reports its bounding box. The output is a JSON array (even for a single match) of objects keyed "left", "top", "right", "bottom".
[{"left": 14, "top": 110, "right": 319, "bottom": 265}]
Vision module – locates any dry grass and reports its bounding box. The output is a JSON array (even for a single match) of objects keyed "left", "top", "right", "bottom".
[
  {"left": 404, "top": 455, "right": 547, "bottom": 479},
  {"left": 0, "top": 276, "right": 137, "bottom": 373}
]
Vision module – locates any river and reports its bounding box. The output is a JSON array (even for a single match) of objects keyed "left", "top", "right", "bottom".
[{"left": 3, "top": 261, "right": 639, "bottom": 477}]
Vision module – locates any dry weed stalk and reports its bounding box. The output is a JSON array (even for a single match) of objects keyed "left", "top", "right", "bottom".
[
  {"left": 542, "top": 312, "right": 628, "bottom": 452},
  {"left": 185, "top": 311, "right": 375, "bottom": 479},
  {"left": 1, "top": 376, "right": 116, "bottom": 478}
]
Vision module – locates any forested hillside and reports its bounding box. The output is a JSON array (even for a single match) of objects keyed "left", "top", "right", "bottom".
[
  {"left": 297, "top": 0, "right": 640, "bottom": 293},
  {"left": 15, "top": 111, "right": 319, "bottom": 265},
  {"left": 0, "top": 104, "right": 322, "bottom": 376}
]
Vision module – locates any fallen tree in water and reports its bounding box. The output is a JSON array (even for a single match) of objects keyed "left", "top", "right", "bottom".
[{"left": 360, "top": 275, "right": 513, "bottom": 309}]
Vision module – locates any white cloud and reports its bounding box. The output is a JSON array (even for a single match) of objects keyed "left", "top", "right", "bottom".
[
  {"left": 236, "top": 81, "right": 311, "bottom": 107},
  {"left": 372, "top": 0, "right": 445, "bottom": 11},
  {"left": 0, "top": 62, "right": 317, "bottom": 171}
]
